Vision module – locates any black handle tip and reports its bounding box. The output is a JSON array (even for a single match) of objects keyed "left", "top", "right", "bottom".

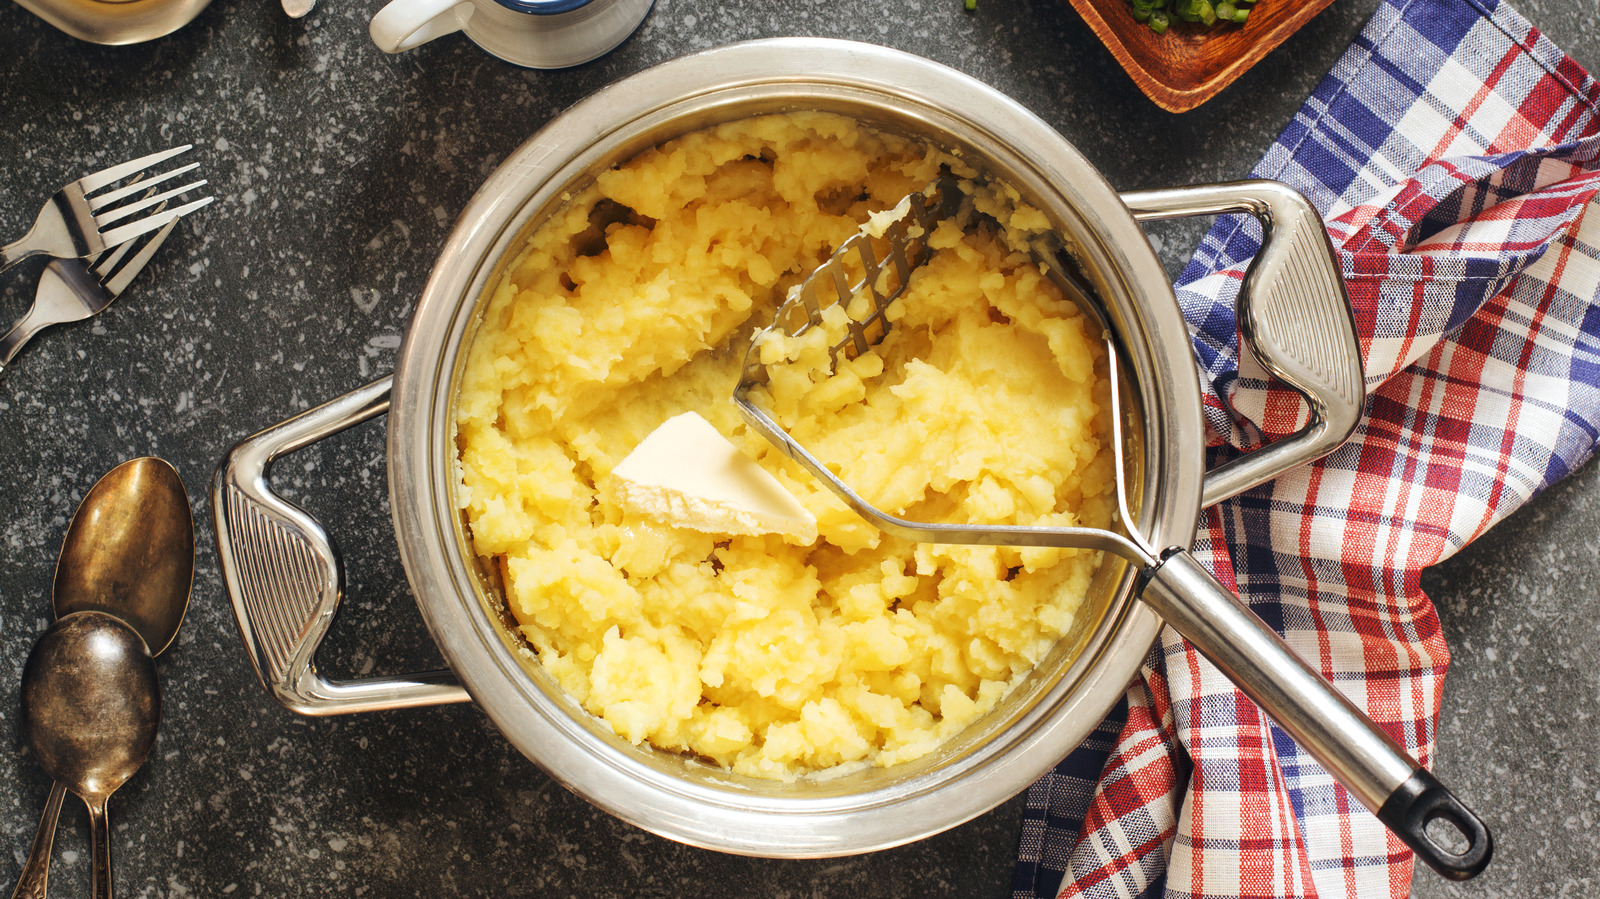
[{"left": 1378, "top": 768, "right": 1493, "bottom": 881}]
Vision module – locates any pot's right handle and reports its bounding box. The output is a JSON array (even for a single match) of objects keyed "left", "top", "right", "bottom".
[
  {"left": 1120, "top": 180, "right": 1365, "bottom": 508},
  {"left": 1141, "top": 549, "right": 1493, "bottom": 880},
  {"left": 210, "top": 377, "right": 471, "bottom": 716}
]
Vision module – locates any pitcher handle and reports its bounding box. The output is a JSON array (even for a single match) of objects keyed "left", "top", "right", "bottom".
[
  {"left": 369, "top": 0, "right": 471, "bottom": 53},
  {"left": 211, "top": 377, "right": 471, "bottom": 716},
  {"left": 1120, "top": 180, "right": 1365, "bottom": 508}
]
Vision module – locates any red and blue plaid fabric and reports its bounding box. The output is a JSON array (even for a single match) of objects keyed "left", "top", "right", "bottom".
[{"left": 1014, "top": 1, "right": 1600, "bottom": 896}]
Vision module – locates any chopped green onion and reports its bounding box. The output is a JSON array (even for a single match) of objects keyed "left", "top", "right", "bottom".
[
  {"left": 965, "top": 0, "right": 975, "bottom": 9},
  {"left": 1126, "top": 0, "right": 1254, "bottom": 33}
]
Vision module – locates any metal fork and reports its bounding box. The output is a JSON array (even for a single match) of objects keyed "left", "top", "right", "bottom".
[
  {"left": 0, "top": 216, "right": 177, "bottom": 378},
  {"left": 0, "top": 146, "right": 211, "bottom": 273}
]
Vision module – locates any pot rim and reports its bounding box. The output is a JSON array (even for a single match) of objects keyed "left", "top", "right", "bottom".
[{"left": 388, "top": 37, "right": 1205, "bottom": 856}]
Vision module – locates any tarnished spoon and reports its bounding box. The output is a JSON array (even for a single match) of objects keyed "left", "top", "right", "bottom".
[
  {"left": 53, "top": 456, "right": 194, "bottom": 652},
  {"left": 19, "top": 611, "right": 160, "bottom": 899},
  {"left": 8, "top": 458, "right": 192, "bottom": 899}
]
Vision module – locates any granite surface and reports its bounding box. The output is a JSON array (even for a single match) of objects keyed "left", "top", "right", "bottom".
[{"left": 0, "top": 0, "right": 1594, "bottom": 896}]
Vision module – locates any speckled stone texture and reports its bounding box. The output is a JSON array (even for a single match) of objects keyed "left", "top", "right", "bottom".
[{"left": 0, "top": 0, "right": 1594, "bottom": 896}]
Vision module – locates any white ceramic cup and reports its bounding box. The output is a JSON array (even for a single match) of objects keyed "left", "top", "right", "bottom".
[{"left": 370, "top": 0, "right": 653, "bottom": 69}]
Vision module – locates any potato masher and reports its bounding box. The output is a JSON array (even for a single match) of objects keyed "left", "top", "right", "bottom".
[{"left": 732, "top": 177, "right": 1492, "bottom": 880}]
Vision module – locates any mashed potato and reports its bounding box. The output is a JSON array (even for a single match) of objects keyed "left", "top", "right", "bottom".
[{"left": 454, "top": 112, "right": 1114, "bottom": 781}]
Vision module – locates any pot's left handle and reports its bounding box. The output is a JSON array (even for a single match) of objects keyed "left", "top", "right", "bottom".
[
  {"left": 211, "top": 377, "right": 472, "bottom": 716},
  {"left": 1121, "top": 181, "right": 1365, "bottom": 508}
]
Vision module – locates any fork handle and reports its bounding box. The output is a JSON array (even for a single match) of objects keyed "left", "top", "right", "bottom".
[
  {"left": 1, "top": 197, "right": 82, "bottom": 273},
  {"left": 0, "top": 224, "right": 44, "bottom": 271},
  {"left": 0, "top": 301, "right": 50, "bottom": 377}
]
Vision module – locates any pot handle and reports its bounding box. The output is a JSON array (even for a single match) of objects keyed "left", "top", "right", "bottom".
[
  {"left": 210, "top": 376, "right": 472, "bottom": 716},
  {"left": 1140, "top": 549, "right": 1492, "bottom": 880},
  {"left": 1120, "top": 181, "right": 1365, "bottom": 508}
]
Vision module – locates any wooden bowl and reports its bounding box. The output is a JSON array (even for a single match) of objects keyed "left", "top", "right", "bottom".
[{"left": 1067, "top": 0, "right": 1337, "bottom": 112}]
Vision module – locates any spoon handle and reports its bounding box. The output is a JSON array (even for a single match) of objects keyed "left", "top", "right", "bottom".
[
  {"left": 84, "top": 794, "right": 113, "bottom": 899},
  {"left": 8, "top": 782, "right": 65, "bottom": 899}
]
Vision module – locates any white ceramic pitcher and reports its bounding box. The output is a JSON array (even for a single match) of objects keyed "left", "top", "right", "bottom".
[{"left": 369, "top": 0, "right": 652, "bottom": 69}]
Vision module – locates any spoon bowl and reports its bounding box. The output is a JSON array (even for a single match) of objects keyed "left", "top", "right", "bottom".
[
  {"left": 21, "top": 611, "right": 159, "bottom": 795},
  {"left": 20, "top": 610, "right": 160, "bottom": 899},
  {"left": 53, "top": 456, "right": 194, "bottom": 653}
]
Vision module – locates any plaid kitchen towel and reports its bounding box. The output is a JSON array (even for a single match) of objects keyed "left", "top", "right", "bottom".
[{"left": 1015, "top": 1, "right": 1600, "bottom": 897}]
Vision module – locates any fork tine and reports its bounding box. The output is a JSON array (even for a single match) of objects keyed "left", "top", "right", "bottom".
[
  {"left": 76, "top": 145, "right": 193, "bottom": 195},
  {"left": 94, "top": 179, "right": 209, "bottom": 228},
  {"left": 91, "top": 202, "right": 167, "bottom": 278},
  {"left": 101, "top": 218, "right": 176, "bottom": 297},
  {"left": 89, "top": 233, "right": 135, "bottom": 277},
  {"left": 96, "top": 195, "right": 214, "bottom": 248},
  {"left": 87, "top": 162, "right": 200, "bottom": 212},
  {"left": 84, "top": 174, "right": 152, "bottom": 275}
]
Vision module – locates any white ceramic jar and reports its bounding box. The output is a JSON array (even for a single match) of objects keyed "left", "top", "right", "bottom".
[{"left": 369, "top": 0, "right": 652, "bottom": 69}]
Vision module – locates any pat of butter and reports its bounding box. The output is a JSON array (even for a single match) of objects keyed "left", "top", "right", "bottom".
[{"left": 612, "top": 412, "right": 817, "bottom": 544}]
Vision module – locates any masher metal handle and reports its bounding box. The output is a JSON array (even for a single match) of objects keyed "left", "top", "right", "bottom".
[
  {"left": 1140, "top": 549, "right": 1492, "bottom": 880},
  {"left": 210, "top": 377, "right": 471, "bottom": 716},
  {"left": 1120, "top": 180, "right": 1365, "bottom": 508}
]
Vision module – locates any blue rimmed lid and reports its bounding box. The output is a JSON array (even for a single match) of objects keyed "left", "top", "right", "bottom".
[{"left": 490, "top": 0, "right": 595, "bottom": 14}]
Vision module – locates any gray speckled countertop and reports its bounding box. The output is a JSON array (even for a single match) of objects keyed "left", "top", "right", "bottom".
[{"left": 0, "top": 0, "right": 1595, "bottom": 896}]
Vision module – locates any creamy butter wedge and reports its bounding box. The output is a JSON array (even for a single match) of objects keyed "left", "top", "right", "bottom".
[{"left": 611, "top": 412, "right": 818, "bottom": 544}]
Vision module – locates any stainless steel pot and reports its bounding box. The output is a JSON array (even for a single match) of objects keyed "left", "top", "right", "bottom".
[{"left": 211, "top": 38, "right": 1490, "bottom": 878}]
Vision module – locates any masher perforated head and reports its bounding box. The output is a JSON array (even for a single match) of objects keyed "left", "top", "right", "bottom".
[{"left": 732, "top": 179, "right": 1158, "bottom": 565}]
